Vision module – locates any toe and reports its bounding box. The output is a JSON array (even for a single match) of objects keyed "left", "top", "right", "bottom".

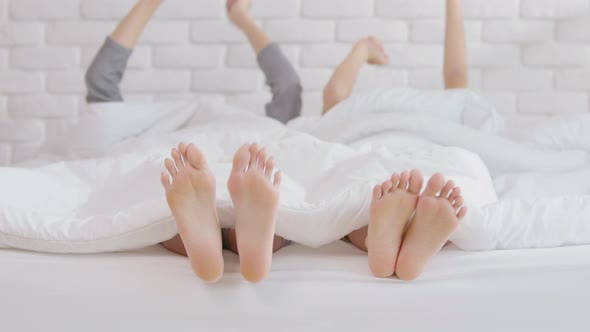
[
  {"left": 423, "top": 173, "right": 445, "bottom": 197},
  {"left": 453, "top": 196, "right": 464, "bottom": 209},
  {"left": 161, "top": 172, "right": 171, "bottom": 191},
  {"left": 257, "top": 148, "right": 268, "bottom": 169},
  {"left": 398, "top": 171, "right": 410, "bottom": 190},
  {"left": 408, "top": 169, "right": 424, "bottom": 195},
  {"left": 248, "top": 144, "right": 260, "bottom": 169},
  {"left": 391, "top": 173, "right": 401, "bottom": 188},
  {"left": 382, "top": 180, "right": 393, "bottom": 193},
  {"left": 273, "top": 171, "right": 282, "bottom": 188},
  {"left": 232, "top": 144, "right": 251, "bottom": 174},
  {"left": 440, "top": 180, "right": 455, "bottom": 198},
  {"left": 165, "top": 159, "right": 177, "bottom": 176},
  {"left": 449, "top": 187, "right": 462, "bottom": 201},
  {"left": 265, "top": 157, "right": 275, "bottom": 178},
  {"left": 372, "top": 185, "right": 383, "bottom": 200},
  {"left": 457, "top": 207, "right": 468, "bottom": 220},
  {"left": 172, "top": 149, "right": 184, "bottom": 169},
  {"left": 186, "top": 144, "right": 208, "bottom": 169},
  {"left": 178, "top": 143, "right": 188, "bottom": 155}
]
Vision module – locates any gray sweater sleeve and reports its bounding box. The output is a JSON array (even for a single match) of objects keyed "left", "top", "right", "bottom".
[
  {"left": 85, "top": 37, "right": 133, "bottom": 103},
  {"left": 85, "top": 38, "right": 302, "bottom": 124},
  {"left": 257, "top": 43, "right": 302, "bottom": 124}
]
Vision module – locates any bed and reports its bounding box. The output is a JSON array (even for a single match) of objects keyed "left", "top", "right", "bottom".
[
  {"left": 1, "top": 91, "right": 589, "bottom": 331},
  {"left": 2, "top": 242, "right": 589, "bottom": 331}
]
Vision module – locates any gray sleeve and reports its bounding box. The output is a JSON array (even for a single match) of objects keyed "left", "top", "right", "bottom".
[
  {"left": 85, "top": 37, "right": 133, "bottom": 103},
  {"left": 257, "top": 43, "right": 302, "bottom": 124}
]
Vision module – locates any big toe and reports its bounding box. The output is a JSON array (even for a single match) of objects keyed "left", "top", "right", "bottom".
[
  {"left": 186, "top": 144, "right": 208, "bottom": 169},
  {"left": 232, "top": 144, "right": 251, "bottom": 174},
  {"left": 423, "top": 173, "right": 445, "bottom": 197}
]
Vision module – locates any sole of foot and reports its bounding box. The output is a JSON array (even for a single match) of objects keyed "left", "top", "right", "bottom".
[
  {"left": 367, "top": 169, "right": 424, "bottom": 278},
  {"left": 228, "top": 144, "right": 282, "bottom": 283},
  {"left": 161, "top": 143, "right": 224, "bottom": 283},
  {"left": 395, "top": 173, "right": 467, "bottom": 281}
]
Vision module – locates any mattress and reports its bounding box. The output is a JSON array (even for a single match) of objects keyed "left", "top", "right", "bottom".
[{"left": 1, "top": 242, "right": 589, "bottom": 332}]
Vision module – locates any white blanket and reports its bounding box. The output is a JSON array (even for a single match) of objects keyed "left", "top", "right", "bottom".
[{"left": 1, "top": 89, "right": 589, "bottom": 253}]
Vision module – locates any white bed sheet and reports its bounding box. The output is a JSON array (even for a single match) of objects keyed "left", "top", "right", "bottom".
[
  {"left": 6, "top": 92, "right": 589, "bottom": 254},
  {"left": 1, "top": 242, "right": 589, "bottom": 332}
]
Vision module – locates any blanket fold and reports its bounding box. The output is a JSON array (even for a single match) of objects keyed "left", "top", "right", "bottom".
[{"left": 1, "top": 90, "right": 588, "bottom": 253}]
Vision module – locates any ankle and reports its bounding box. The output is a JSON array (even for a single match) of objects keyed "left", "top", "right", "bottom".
[
  {"left": 272, "top": 236, "right": 291, "bottom": 252},
  {"left": 231, "top": 13, "right": 254, "bottom": 29},
  {"left": 140, "top": 0, "right": 163, "bottom": 7}
]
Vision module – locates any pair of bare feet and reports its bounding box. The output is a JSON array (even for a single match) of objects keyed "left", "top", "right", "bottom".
[
  {"left": 366, "top": 170, "right": 467, "bottom": 280},
  {"left": 162, "top": 142, "right": 467, "bottom": 283},
  {"left": 161, "top": 143, "right": 281, "bottom": 283}
]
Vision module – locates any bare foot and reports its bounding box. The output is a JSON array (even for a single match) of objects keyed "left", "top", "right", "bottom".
[
  {"left": 395, "top": 174, "right": 468, "bottom": 281},
  {"left": 367, "top": 170, "right": 424, "bottom": 278},
  {"left": 228, "top": 144, "right": 282, "bottom": 283},
  {"left": 356, "top": 36, "right": 390, "bottom": 66},
  {"left": 161, "top": 143, "right": 224, "bottom": 283},
  {"left": 227, "top": 0, "right": 253, "bottom": 28}
]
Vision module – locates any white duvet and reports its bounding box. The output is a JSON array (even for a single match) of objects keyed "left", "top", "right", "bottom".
[{"left": 0, "top": 89, "right": 589, "bottom": 253}]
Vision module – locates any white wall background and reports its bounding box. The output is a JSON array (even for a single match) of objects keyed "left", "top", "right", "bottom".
[{"left": 0, "top": 0, "right": 589, "bottom": 165}]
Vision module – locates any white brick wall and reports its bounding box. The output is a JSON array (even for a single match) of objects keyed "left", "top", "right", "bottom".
[
  {"left": 0, "top": 0, "right": 589, "bottom": 164},
  {"left": 10, "top": 0, "right": 80, "bottom": 20}
]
